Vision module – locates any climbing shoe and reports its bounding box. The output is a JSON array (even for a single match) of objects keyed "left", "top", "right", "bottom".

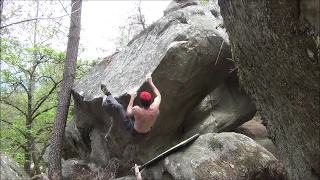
[{"left": 101, "top": 84, "right": 109, "bottom": 95}]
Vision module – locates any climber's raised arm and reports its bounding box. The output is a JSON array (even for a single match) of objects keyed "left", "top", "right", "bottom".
[
  {"left": 126, "top": 91, "right": 138, "bottom": 117},
  {"left": 146, "top": 76, "right": 161, "bottom": 107}
]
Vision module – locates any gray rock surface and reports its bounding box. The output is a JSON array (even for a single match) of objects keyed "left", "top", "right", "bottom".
[
  {"left": 300, "top": 0, "right": 320, "bottom": 32},
  {"left": 164, "top": 0, "right": 199, "bottom": 16},
  {"left": 218, "top": 0, "right": 320, "bottom": 179},
  {"left": 0, "top": 152, "right": 30, "bottom": 180},
  {"left": 145, "top": 133, "right": 286, "bottom": 180}
]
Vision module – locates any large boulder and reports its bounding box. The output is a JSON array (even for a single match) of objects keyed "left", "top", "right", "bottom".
[
  {"left": 70, "top": 0, "right": 234, "bottom": 175},
  {"left": 0, "top": 152, "right": 30, "bottom": 180},
  {"left": 143, "top": 133, "right": 286, "bottom": 180},
  {"left": 65, "top": 0, "right": 258, "bottom": 178},
  {"left": 218, "top": 0, "right": 320, "bottom": 179}
]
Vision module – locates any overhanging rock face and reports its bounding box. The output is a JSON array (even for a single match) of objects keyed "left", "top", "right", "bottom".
[
  {"left": 68, "top": 0, "right": 238, "bottom": 175},
  {"left": 183, "top": 71, "right": 256, "bottom": 137},
  {"left": 218, "top": 0, "right": 320, "bottom": 179}
]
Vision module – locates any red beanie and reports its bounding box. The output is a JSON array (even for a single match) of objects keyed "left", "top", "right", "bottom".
[{"left": 140, "top": 91, "right": 151, "bottom": 101}]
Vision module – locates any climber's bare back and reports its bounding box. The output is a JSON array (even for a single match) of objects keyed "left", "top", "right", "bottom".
[{"left": 132, "top": 103, "right": 159, "bottom": 133}]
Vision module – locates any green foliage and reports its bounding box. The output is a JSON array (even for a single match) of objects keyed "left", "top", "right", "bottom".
[
  {"left": 0, "top": 1, "right": 95, "bottom": 173},
  {"left": 0, "top": 34, "right": 95, "bottom": 168},
  {"left": 1, "top": 36, "right": 60, "bottom": 165},
  {"left": 0, "top": 34, "right": 94, "bottom": 167}
]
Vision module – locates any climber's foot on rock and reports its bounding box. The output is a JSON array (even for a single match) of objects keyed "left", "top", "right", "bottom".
[{"left": 101, "top": 84, "right": 110, "bottom": 95}]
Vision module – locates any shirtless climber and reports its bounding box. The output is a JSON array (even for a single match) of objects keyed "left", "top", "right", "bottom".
[{"left": 101, "top": 75, "right": 161, "bottom": 136}]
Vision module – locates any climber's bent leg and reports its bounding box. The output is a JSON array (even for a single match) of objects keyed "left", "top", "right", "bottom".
[{"left": 104, "top": 95, "right": 134, "bottom": 132}]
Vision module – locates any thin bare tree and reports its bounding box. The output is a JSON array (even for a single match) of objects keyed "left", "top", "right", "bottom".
[
  {"left": 136, "top": 0, "right": 146, "bottom": 30},
  {"left": 115, "top": 0, "right": 147, "bottom": 51}
]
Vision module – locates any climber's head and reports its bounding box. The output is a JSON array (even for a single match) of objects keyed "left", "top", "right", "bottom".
[{"left": 140, "top": 91, "right": 152, "bottom": 108}]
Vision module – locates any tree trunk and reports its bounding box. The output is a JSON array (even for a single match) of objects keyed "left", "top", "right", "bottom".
[
  {"left": 31, "top": 143, "right": 41, "bottom": 175},
  {"left": 24, "top": 0, "right": 39, "bottom": 175},
  {"left": 23, "top": 141, "right": 32, "bottom": 175},
  {"left": 23, "top": 0, "right": 40, "bottom": 176},
  {"left": 48, "top": 0, "right": 82, "bottom": 179}
]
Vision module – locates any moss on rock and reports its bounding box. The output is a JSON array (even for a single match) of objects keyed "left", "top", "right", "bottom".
[{"left": 209, "top": 137, "right": 223, "bottom": 150}]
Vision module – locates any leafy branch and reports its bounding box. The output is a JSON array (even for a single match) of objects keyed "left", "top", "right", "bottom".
[
  {"left": 1, "top": 118, "right": 28, "bottom": 138},
  {"left": 1, "top": 99, "right": 27, "bottom": 117},
  {"left": 32, "top": 106, "right": 57, "bottom": 120},
  {"left": 32, "top": 79, "right": 62, "bottom": 118}
]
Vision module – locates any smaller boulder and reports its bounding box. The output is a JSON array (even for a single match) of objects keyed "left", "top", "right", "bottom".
[
  {"left": 235, "top": 115, "right": 278, "bottom": 157},
  {"left": 235, "top": 115, "right": 268, "bottom": 139},
  {"left": 149, "top": 133, "right": 287, "bottom": 179}
]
